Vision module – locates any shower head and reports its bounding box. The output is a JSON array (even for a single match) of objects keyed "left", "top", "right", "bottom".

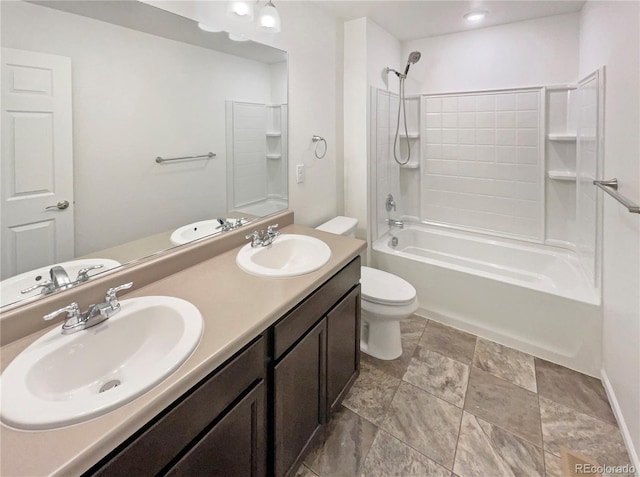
[{"left": 403, "top": 51, "right": 421, "bottom": 76}]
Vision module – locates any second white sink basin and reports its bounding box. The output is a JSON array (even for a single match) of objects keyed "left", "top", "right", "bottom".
[
  {"left": 0, "top": 296, "right": 203, "bottom": 430},
  {"left": 236, "top": 234, "right": 331, "bottom": 278},
  {"left": 170, "top": 218, "right": 247, "bottom": 245}
]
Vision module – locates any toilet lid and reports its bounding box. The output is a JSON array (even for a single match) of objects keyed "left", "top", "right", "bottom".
[{"left": 360, "top": 266, "right": 417, "bottom": 306}]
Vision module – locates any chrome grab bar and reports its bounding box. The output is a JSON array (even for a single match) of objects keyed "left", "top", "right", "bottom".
[
  {"left": 155, "top": 152, "right": 215, "bottom": 164},
  {"left": 593, "top": 178, "right": 640, "bottom": 214}
]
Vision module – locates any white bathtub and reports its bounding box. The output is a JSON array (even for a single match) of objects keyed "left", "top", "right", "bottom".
[{"left": 372, "top": 223, "right": 603, "bottom": 376}]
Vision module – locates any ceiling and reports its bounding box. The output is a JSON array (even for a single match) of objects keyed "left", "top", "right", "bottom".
[
  {"left": 314, "top": 0, "right": 585, "bottom": 41},
  {"left": 30, "top": 0, "right": 287, "bottom": 63}
]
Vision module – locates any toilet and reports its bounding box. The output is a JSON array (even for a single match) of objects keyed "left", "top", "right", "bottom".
[{"left": 316, "top": 216, "right": 419, "bottom": 360}]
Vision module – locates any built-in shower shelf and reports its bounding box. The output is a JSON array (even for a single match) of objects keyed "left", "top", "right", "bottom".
[
  {"left": 266, "top": 132, "right": 281, "bottom": 137},
  {"left": 547, "top": 134, "right": 577, "bottom": 142},
  {"left": 399, "top": 132, "right": 420, "bottom": 139},
  {"left": 266, "top": 153, "right": 282, "bottom": 160},
  {"left": 547, "top": 170, "right": 576, "bottom": 181},
  {"left": 400, "top": 162, "right": 420, "bottom": 169}
]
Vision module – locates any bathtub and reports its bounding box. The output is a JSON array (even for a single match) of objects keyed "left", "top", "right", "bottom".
[{"left": 372, "top": 223, "right": 603, "bottom": 376}]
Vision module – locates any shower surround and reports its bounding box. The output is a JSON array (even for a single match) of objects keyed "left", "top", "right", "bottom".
[{"left": 369, "top": 75, "right": 603, "bottom": 376}]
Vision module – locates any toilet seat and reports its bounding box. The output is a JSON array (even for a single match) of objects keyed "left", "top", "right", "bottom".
[{"left": 361, "top": 266, "right": 417, "bottom": 306}]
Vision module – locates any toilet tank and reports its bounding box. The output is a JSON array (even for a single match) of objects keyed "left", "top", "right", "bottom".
[{"left": 316, "top": 216, "right": 358, "bottom": 237}]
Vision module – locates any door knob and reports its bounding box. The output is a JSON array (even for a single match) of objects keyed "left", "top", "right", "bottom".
[{"left": 45, "top": 200, "right": 69, "bottom": 210}]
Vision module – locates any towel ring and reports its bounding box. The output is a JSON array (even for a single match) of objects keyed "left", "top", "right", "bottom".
[{"left": 312, "top": 135, "right": 327, "bottom": 159}]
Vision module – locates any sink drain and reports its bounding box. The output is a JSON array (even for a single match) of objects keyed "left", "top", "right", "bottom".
[{"left": 99, "top": 380, "right": 121, "bottom": 393}]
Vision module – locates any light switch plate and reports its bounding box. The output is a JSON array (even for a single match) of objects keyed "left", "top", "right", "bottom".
[{"left": 296, "top": 164, "right": 305, "bottom": 183}]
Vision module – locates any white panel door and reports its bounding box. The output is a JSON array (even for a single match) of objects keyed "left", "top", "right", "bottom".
[{"left": 1, "top": 48, "right": 74, "bottom": 279}]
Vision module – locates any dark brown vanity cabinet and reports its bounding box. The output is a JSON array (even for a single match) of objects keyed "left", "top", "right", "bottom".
[
  {"left": 87, "top": 337, "right": 267, "bottom": 477},
  {"left": 87, "top": 256, "right": 361, "bottom": 477},
  {"left": 272, "top": 257, "right": 361, "bottom": 477}
]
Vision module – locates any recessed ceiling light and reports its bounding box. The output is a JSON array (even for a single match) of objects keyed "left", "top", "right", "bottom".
[{"left": 464, "top": 10, "right": 488, "bottom": 23}]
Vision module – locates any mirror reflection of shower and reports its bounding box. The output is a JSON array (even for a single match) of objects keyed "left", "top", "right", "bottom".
[{"left": 386, "top": 51, "right": 421, "bottom": 165}]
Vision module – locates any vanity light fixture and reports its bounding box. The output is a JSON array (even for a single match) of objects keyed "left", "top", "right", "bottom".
[
  {"left": 464, "top": 10, "right": 488, "bottom": 23},
  {"left": 257, "top": 0, "right": 281, "bottom": 33},
  {"left": 227, "top": 1, "right": 255, "bottom": 22}
]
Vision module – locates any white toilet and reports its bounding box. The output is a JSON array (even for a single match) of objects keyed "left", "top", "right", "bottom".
[{"left": 316, "top": 216, "right": 419, "bottom": 360}]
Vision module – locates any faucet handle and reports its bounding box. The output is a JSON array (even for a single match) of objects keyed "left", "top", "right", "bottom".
[
  {"left": 43, "top": 302, "right": 81, "bottom": 321},
  {"left": 75, "top": 264, "right": 104, "bottom": 283},
  {"left": 21, "top": 280, "right": 53, "bottom": 295},
  {"left": 267, "top": 223, "right": 279, "bottom": 233},
  {"left": 106, "top": 282, "right": 133, "bottom": 308}
]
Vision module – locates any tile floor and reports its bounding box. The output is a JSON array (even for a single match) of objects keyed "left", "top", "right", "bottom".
[{"left": 296, "top": 315, "right": 633, "bottom": 477}]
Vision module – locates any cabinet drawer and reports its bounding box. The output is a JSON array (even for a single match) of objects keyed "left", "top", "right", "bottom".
[
  {"left": 90, "top": 336, "right": 266, "bottom": 476},
  {"left": 274, "top": 257, "right": 360, "bottom": 359}
]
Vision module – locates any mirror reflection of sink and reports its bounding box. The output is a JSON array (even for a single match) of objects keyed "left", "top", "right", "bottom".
[
  {"left": 0, "top": 259, "right": 121, "bottom": 308},
  {"left": 0, "top": 296, "right": 203, "bottom": 430},
  {"left": 170, "top": 219, "right": 247, "bottom": 246},
  {"left": 236, "top": 234, "right": 331, "bottom": 278}
]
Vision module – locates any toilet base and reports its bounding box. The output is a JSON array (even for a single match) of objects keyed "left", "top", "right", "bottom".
[{"left": 360, "top": 319, "right": 402, "bottom": 360}]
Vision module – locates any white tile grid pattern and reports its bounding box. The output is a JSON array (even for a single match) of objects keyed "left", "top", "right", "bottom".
[
  {"left": 232, "top": 102, "right": 267, "bottom": 206},
  {"left": 421, "top": 90, "right": 544, "bottom": 240}
]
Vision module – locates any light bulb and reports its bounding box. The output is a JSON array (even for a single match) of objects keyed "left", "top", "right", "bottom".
[
  {"left": 227, "top": 1, "right": 254, "bottom": 23},
  {"left": 258, "top": 1, "right": 281, "bottom": 33}
]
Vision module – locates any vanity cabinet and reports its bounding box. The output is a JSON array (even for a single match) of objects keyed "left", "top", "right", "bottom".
[
  {"left": 87, "top": 336, "right": 267, "bottom": 477},
  {"left": 272, "top": 257, "right": 361, "bottom": 477},
  {"left": 86, "top": 257, "right": 361, "bottom": 477}
]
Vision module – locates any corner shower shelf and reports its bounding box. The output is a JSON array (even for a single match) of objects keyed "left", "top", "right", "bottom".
[
  {"left": 547, "top": 170, "right": 576, "bottom": 181},
  {"left": 399, "top": 132, "right": 420, "bottom": 139},
  {"left": 266, "top": 153, "right": 282, "bottom": 160},
  {"left": 400, "top": 162, "right": 420, "bottom": 169},
  {"left": 266, "top": 132, "right": 281, "bottom": 137},
  {"left": 547, "top": 134, "right": 577, "bottom": 142}
]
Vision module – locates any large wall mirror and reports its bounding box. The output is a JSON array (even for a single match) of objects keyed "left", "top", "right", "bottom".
[{"left": 1, "top": 0, "right": 288, "bottom": 309}]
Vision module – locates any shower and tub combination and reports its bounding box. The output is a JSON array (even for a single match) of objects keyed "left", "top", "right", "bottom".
[{"left": 373, "top": 59, "right": 604, "bottom": 375}]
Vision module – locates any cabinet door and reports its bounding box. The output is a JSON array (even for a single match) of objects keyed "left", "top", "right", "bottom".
[
  {"left": 326, "top": 285, "right": 361, "bottom": 413},
  {"left": 165, "top": 381, "right": 266, "bottom": 477},
  {"left": 274, "top": 319, "right": 326, "bottom": 477}
]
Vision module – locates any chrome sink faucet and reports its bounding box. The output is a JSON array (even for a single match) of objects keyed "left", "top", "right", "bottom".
[
  {"left": 42, "top": 282, "right": 133, "bottom": 335},
  {"left": 217, "top": 217, "right": 248, "bottom": 232},
  {"left": 245, "top": 224, "right": 280, "bottom": 247},
  {"left": 20, "top": 265, "right": 73, "bottom": 296}
]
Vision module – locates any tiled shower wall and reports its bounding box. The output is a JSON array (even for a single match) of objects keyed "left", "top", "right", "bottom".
[{"left": 421, "top": 89, "right": 544, "bottom": 240}]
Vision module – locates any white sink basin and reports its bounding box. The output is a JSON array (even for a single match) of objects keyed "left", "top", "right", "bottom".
[
  {"left": 0, "top": 259, "right": 121, "bottom": 308},
  {"left": 0, "top": 296, "right": 203, "bottom": 430},
  {"left": 236, "top": 234, "right": 331, "bottom": 278},
  {"left": 170, "top": 219, "right": 244, "bottom": 245}
]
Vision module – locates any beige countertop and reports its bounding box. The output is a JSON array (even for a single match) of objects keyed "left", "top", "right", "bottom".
[{"left": 0, "top": 224, "right": 366, "bottom": 477}]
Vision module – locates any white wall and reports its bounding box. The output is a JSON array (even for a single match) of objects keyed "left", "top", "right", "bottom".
[
  {"left": 579, "top": 1, "right": 640, "bottom": 467},
  {"left": 404, "top": 13, "right": 580, "bottom": 94},
  {"left": 2, "top": 1, "right": 274, "bottom": 255},
  {"left": 343, "top": 18, "right": 368, "bottom": 237},
  {"left": 343, "top": 18, "right": 401, "bottom": 238},
  {"left": 269, "top": 61, "right": 288, "bottom": 105}
]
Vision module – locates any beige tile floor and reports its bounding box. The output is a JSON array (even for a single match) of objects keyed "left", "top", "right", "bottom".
[{"left": 296, "top": 315, "right": 633, "bottom": 477}]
